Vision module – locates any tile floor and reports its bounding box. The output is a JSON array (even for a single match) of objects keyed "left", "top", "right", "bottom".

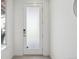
[{"left": 12, "top": 55, "right": 50, "bottom": 59}]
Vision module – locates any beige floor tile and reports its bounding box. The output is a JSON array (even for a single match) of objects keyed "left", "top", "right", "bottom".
[{"left": 13, "top": 55, "right": 50, "bottom": 59}]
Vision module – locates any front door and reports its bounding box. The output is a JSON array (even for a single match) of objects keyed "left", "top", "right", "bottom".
[{"left": 23, "top": 4, "right": 43, "bottom": 55}]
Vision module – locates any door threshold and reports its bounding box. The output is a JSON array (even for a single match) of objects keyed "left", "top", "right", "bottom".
[{"left": 23, "top": 54, "right": 43, "bottom": 56}]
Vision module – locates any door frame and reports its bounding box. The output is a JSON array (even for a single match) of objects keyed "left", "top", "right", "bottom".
[{"left": 14, "top": 0, "right": 49, "bottom": 56}]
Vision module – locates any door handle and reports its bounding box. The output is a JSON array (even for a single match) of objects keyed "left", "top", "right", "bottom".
[
  {"left": 23, "top": 29, "right": 26, "bottom": 32},
  {"left": 23, "top": 29, "right": 26, "bottom": 37}
]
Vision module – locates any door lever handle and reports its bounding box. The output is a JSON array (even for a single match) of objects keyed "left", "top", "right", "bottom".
[
  {"left": 23, "top": 29, "right": 26, "bottom": 32},
  {"left": 23, "top": 29, "right": 26, "bottom": 37}
]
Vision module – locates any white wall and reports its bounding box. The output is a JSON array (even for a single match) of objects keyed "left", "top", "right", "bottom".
[
  {"left": 50, "top": 0, "right": 77, "bottom": 59},
  {"left": 1, "top": 0, "right": 14, "bottom": 59},
  {"left": 42, "top": 0, "right": 50, "bottom": 56}
]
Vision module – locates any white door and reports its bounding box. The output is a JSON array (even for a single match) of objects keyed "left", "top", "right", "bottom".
[{"left": 23, "top": 4, "right": 43, "bottom": 55}]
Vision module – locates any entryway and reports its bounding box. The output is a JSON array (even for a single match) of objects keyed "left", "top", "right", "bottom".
[{"left": 14, "top": 0, "right": 49, "bottom": 56}]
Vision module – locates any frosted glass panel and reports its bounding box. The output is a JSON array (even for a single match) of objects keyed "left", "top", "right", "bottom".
[{"left": 26, "top": 7, "right": 40, "bottom": 49}]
